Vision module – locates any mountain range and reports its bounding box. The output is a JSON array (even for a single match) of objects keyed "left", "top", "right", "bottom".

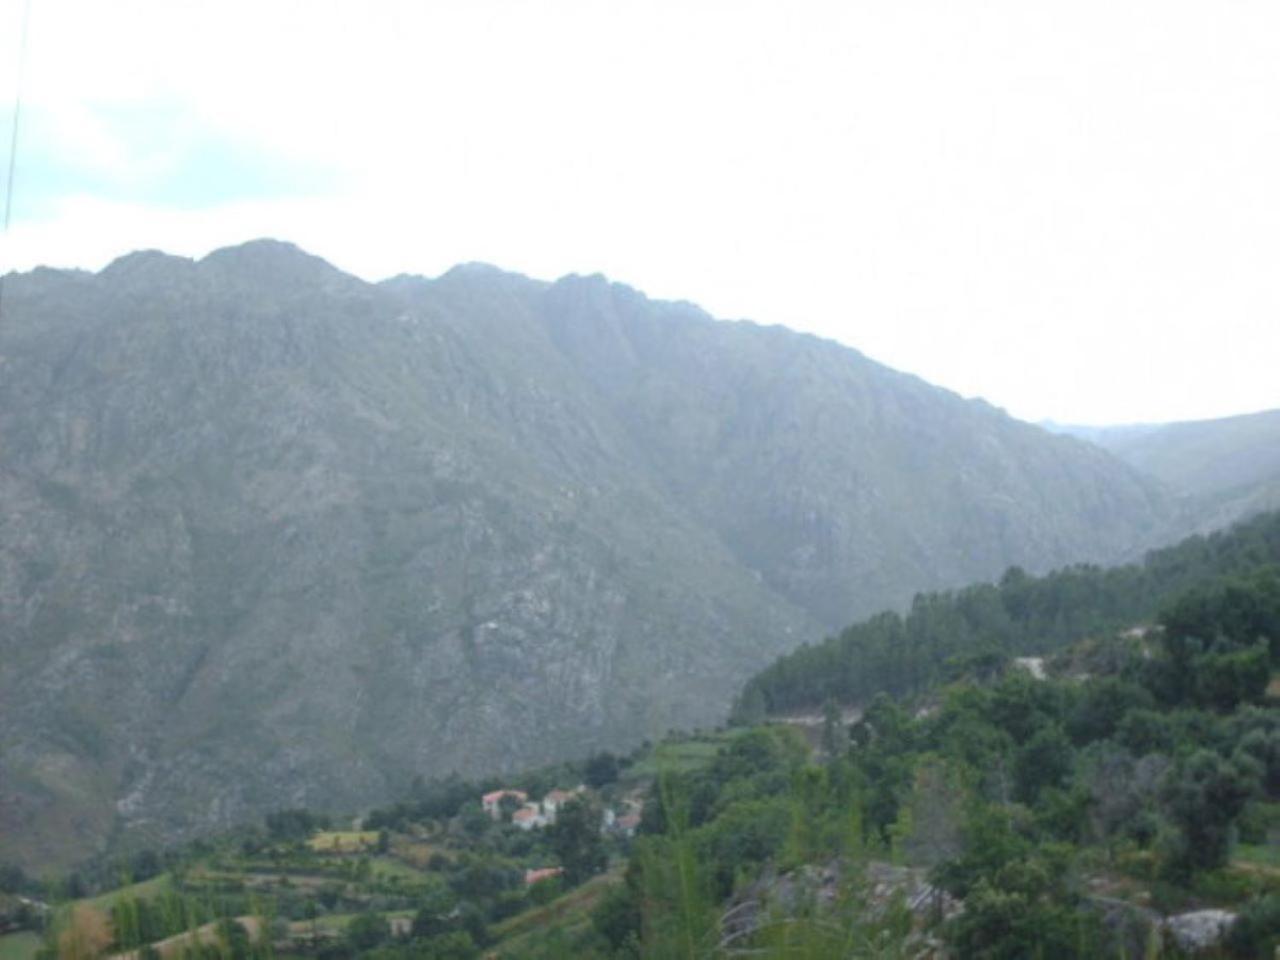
[{"left": 0, "top": 239, "right": 1236, "bottom": 869}]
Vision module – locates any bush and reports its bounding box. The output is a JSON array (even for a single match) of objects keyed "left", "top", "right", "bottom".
[
  {"left": 346, "top": 912, "right": 392, "bottom": 951},
  {"left": 1226, "top": 894, "right": 1280, "bottom": 959},
  {"left": 592, "top": 883, "right": 641, "bottom": 951}
]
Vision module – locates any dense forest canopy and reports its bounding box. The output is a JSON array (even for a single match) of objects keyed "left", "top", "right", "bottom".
[{"left": 735, "top": 511, "right": 1280, "bottom": 720}]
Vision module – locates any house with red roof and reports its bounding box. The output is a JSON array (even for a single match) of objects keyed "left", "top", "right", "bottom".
[
  {"left": 512, "top": 804, "right": 547, "bottom": 830},
  {"left": 524, "top": 867, "right": 564, "bottom": 885},
  {"left": 481, "top": 789, "right": 528, "bottom": 820}
]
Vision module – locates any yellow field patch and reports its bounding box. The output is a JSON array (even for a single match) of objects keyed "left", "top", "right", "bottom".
[{"left": 306, "top": 831, "right": 379, "bottom": 853}]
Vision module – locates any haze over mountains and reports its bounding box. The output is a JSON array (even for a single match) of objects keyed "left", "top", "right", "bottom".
[
  {"left": 1050, "top": 409, "right": 1280, "bottom": 530},
  {"left": 0, "top": 239, "right": 1241, "bottom": 868}
]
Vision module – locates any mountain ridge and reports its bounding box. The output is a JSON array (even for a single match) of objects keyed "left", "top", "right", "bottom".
[{"left": 0, "top": 240, "right": 1188, "bottom": 869}]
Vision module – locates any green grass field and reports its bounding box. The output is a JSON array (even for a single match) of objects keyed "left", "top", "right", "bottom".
[
  {"left": 624, "top": 734, "right": 728, "bottom": 781},
  {"left": 0, "top": 932, "right": 40, "bottom": 960},
  {"left": 79, "top": 872, "right": 173, "bottom": 910},
  {"left": 369, "top": 857, "right": 424, "bottom": 882},
  {"left": 1235, "top": 843, "right": 1280, "bottom": 871}
]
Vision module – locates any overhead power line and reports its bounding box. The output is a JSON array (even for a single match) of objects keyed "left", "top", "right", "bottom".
[{"left": 0, "top": 0, "right": 34, "bottom": 327}]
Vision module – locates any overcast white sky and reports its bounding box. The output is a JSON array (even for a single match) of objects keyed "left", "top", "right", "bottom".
[{"left": 1, "top": 0, "right": 1277, "bottom": 425}]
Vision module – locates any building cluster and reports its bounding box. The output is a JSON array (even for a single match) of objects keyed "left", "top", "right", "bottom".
[
  {"left": 479, "top": 785, "right": 644, "bottom": 837},
  {"left": 480, "top": 786, "right": 586, "bottom": 830}
]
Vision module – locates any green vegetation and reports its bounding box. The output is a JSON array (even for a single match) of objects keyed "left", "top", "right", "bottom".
[
  {"left": 77, "top": 874, "right": 172, "bottom": 912},
  {"left": 9, "top": 510, "right": 1280, "bottom": 956},
  {"left": 1237, "top": 844, "right": 1280, "bottom": 870},
  {"left": 603, "top": 559, "right": 1280, "bottom": 956},
  {"left": 489, "top": 872, "right": 621, "bottom": 957},
  {"left": 0, "top": 933, "right": 40, "bottom": 960},
  {"left": 737, "top": 510, "right": 1280, "bottom": 718},
  {"left": 622, "top": 736, "right": 731, "bottom": 782}
]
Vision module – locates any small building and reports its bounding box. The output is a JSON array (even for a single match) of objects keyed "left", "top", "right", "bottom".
[
  {"left": 524, "top": 867, "right": 564, "bottom": 885},
  {"left": 482, "top": 789, "right": 528, "bottom": 820},
  {"left": 512, "top": 804, "right": 546, "bottom": 830},
  {"left": 541, "top": 786, "right": 584, "bottom": 820},
  {"left": 615, "top": 812, "right": 642, "bottom": 837},
  {"left": 542, "top": 788, "right": 573, "bottom": 811}
]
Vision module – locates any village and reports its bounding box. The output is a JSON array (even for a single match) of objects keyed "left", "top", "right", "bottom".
[
  {"left": 0, "top": 733, "right": 719, "bottom": 960},
  {"left": 479, "top": 786, "right": 642, "bottom": 838}
]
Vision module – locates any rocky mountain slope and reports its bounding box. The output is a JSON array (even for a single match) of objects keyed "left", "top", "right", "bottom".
[{"left": 0, "top": 241, "right": 1179, "bottom": 868}]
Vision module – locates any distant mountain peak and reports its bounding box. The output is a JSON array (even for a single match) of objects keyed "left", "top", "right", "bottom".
[
  {"left": 198, "top": 238, "right": 350, "bottom": 288},
  {"left": 100, "top": 248, "right": 195, "bottom": 282},
  {"left": 440, "top": 261, "right": 507, "bottom": 278}
]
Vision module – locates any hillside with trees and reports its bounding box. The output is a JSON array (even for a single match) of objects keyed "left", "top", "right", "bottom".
[
  {"left": 7, "top": 513, "right": 1280, "bottom": 957},
  {"left": 735, "top": 510, "right": 1280, "bottom": 720}
]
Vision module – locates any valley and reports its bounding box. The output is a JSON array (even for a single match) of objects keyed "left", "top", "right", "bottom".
[{"left": 0, "top": 241, "right": 1196, "bottom": 869}]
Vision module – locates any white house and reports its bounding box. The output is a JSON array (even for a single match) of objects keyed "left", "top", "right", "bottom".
[{"left": 512, "top": 803, "right": 547, "bottom": 830}]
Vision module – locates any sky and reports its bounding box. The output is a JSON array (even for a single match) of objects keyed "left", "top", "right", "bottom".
[{"left": 0, "top": 0, "right": 1277, "bottom": 426}]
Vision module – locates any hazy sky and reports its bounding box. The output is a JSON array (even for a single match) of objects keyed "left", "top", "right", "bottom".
[{"left": 1, "top": 0, "right": 1277, "bottom": 426}]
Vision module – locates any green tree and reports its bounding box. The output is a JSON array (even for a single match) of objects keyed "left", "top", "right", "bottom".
[
  {"left": 411, "top": 877, "right": 458, "bottom": 939},
  {"left": 1013, "top": 725, "right": 1074, "bottom": 804},
  {"left": 1067, "top": 678, "right": 1154, "bottom": 745},
  {"left": 215, "top": 918, "right": 252, "bottom": 960},
  {"left": 549, "top": 798, "right": 607, "bottom": 886},
  {"left": 1236, "top": 727, "right": 1280, "bottom": 798},
  {"left": 497, "top": 794, "right": 523, "bottom": 823},
  {"left": 458, "top": 801, "right": 489, "bottom": 837},
  {"left": 346, "top": 911, "right": 392, "bottom": 951},
  {"left": 1193, "top": 643, "right": 1271, "bottom": 711},
  {"left": 1161, "top": 749, "right": 1258, "bottom": 877},
  {"left": 584, "top": 751, "right": 621, "bottom": 788},
  {"left": 591, "top": 882, "right": 641, "bottom": 953}
]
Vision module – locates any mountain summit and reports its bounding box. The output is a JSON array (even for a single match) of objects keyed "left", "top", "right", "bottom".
[{"left": 0, "top": 241, "right": 1177, "bottom": 867}]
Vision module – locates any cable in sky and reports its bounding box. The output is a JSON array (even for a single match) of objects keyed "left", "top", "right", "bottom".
[{"left": 0, "top": 0, "right": 35, "bottom": 326}]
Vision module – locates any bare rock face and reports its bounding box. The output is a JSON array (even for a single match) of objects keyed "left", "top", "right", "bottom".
[
  {"left": 1161, "top": 910, "right": 1237, "bottom": 953},
  {"left": 0, "top": 241, "right": 1180, "bottom": 868}
]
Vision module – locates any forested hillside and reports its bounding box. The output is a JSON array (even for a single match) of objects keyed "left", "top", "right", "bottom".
[
  {"left": 8, "top": 545, "right": 1280, "bottom": 959},
  {"left": 736, "top": 510, "right": 1280, "bottom": 718}
]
